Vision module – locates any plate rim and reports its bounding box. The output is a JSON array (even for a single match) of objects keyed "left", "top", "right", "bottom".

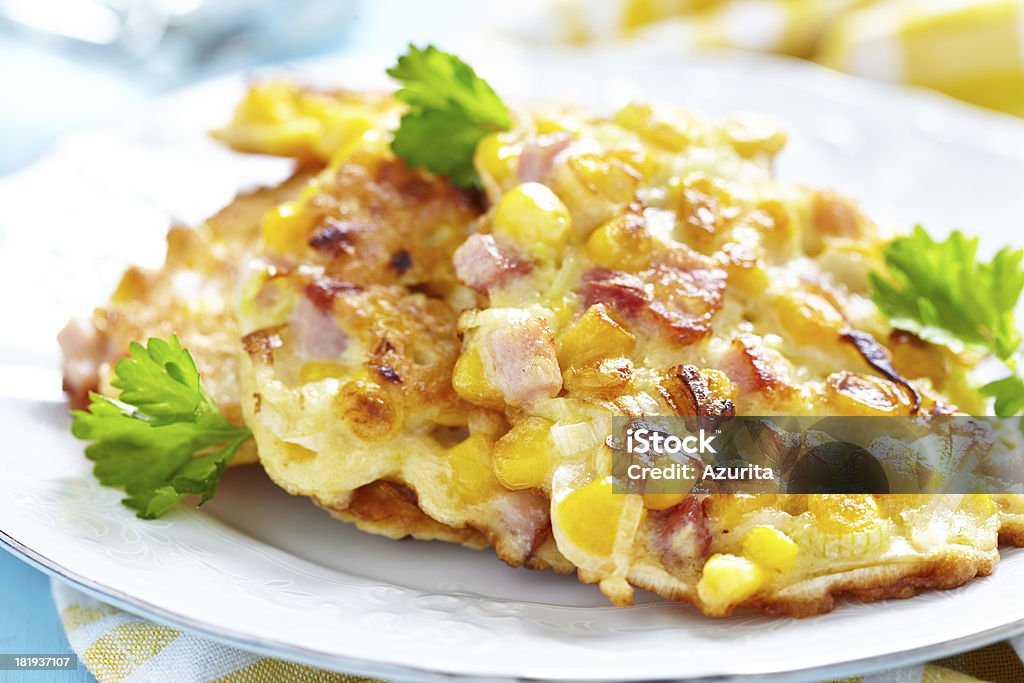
[{"left": 5, "top": 528, "right": 1024, "bottom": 682}]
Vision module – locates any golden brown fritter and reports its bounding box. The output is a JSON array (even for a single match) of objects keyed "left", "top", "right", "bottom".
[{"left": 65, "top": 84, "right": 1024, "bottom": 617}]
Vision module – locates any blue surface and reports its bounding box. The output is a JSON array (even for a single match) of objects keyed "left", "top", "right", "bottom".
[{"left": 0, "top": 548, "right": 95, "bottom": 683}]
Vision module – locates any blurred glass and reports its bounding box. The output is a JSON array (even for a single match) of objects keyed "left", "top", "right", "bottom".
[{"left": 0, "top": 0, "right": 355, "bottom": 83}]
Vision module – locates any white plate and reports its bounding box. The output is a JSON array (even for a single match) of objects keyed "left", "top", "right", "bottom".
[{"left": 1, "top": 49, "right": 1023, "bottom": 682}]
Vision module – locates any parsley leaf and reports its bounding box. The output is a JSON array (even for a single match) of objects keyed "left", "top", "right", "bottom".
[
  {"left": 388, "top": 45, "right": 511, "bottom": 187},
  {"left": 983, "top": 373, "right": 1024, "bottom": 418},
  {"left": 870, "top": 226, "right": 1024, "bottom": 358},
  {"left": 71, "top": 336, "right": 251, "bottom": 519},
  {"left": 870, "top": 226, "right": 1024, "bottom": 416}
]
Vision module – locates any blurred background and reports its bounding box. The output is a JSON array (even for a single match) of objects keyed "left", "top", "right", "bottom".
[{"left": 1, "top": 0, "right": 1023, "bottom": 177}]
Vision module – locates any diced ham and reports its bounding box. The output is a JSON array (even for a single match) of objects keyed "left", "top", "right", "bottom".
[
  {"left": 719, "top": 334, "right": 795, "bottom": 398},
  {"left": 481, "top": 317, "right": 561, "bottom": 405},
  {"left": 644, "top": 248, "right": 727, "bottom": 344},
  {"left": 493, "top": 490, "right": 551, "bottom": 564},
  {"left": 582, "top": 269, "right": 651, "bottom": 316},
  {"left": 581, "top": 246, "right": 726, "bottom": 346},
  {"left": 453, "top": 234, "right": 531, "bottom": 294},
  {"left": 58, "top": 317, "right": 115, "bottom": 408},
  {"left": 650, "top": 496, "right": 711, "bottom": 567},
  {"left": 517, "top": 132, "right": 574, "bottom": 183},
  {"left": 294, "top": 295, "right": 349, "bottom": 360}
]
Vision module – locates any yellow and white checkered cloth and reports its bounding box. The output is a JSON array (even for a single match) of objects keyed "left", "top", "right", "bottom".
[
  {"left": 523, "top": 0, "right": 1024, "bottom": 117},
  {"left": 50, "top": 582, "right": 379, "bottom": 683},
  {"left": 51, "top": 580, "right": 1024, "bottom": 683}
]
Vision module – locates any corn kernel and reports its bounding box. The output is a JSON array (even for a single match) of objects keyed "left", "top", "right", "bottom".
[
  {"left": 614, "top": 102, "right": 692, "bottom": 151},
  {"left": 808, "top": 495, "right": 881, "bottom": 534},
  {"left": 112, "top": 268, "right": 148, "bottom": 302},
  {"left": 718, "top": 241, "right": 769, "bottom": 294},
  {"left": 447, "top": 433, "right": 498, "bottom": 503},
  {"left": 265, "top": 122, "right": 321, "bottom": 158},
  {"left": 493, "top": 417, "right": 554, "bottom": 490},
  {"left": 238, "top": 82, "right": 294, "bottom": 123},
  {"left": 452, "top": 346, "right": 503, "bottom": 409},
  {"left": 492, "top": 182, "right": 572, "bottom": 259},
  {"left": 475, "top": 132, "right": 521, "bottom": 189},
  {"left": 673, "top": 174, "right": 741, "bottom": 250},
  {"left": 702, "top": 368, "right": 739, "bottom": 405},
  {"left": 586, "top": 209, "right": 657, "bottom": 271},
  {"left": 994, "top": 494, "right": 1023, "bottom": 515},
  {"left": 558, "top": 304, "right": 636, "bottom": 368},
  {"left": 722, "top": 114, "right": 788, "bottom": 159},
  {"left": 215, "top": 83, "right": 398, "bottom": 161},
  {"left": 534, "top": 115, "right": 582, "bottom": 136},
  {"left": 228, "top": 83, "right": 319, "bottom": 156},
  {"left": 322, "top": 127, "right": 392, "bottom": 171},
  {"left": 556, "top": 476, "right": 626, "bottom": 557},
  {"left": 261, "top": 201, "right": 309, "bottom": 254},
  {"left": 743, "top": 526, "right": 799, "bottom": 572},
  {"left": 567, "top": 154, "right": 640, "bottom": 205},
  {"left": 642, "top": 493, "right": 687, "bottom": 511},
  {"left": 697, "top": 554, "right": 765, "bottom": 614},
  {"left": 313, "top": 115, "right": 376, "bottom": 161},
  {"left": 772, "top": 291, "right": 845, "bottom": 342},
  {"left": 964, "top": 494, "right": 997, "bottom": 517},
  {"left": 752, "top": 197, "right": 798, "bottom": 251}
]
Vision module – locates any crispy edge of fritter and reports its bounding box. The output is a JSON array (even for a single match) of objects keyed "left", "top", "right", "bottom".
[
  {"left": 60, "top": 167, "right": 318, "bottom": 465},
  {"left": 999, "top": 514, "right": 1024, "bottom": 546},
  {"left": 319, "top": 481, "right": 490, "bottom": 548},
  {"left": 622, "top": 548, "right": 999, "bottom": 617},
  {"left": 315, "top": 486, "right": 576, "bottom": 574}
]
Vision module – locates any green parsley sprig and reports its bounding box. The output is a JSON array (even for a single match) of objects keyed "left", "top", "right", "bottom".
[
  {"left": 388, "top": 45, "right": 511, "bottom": 188},
  {"left": 72, "top": 336, "right": 252, "bottom": 519},
  {"left": 870, "top": 226, "right": 1024, "bottom": 416}
]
